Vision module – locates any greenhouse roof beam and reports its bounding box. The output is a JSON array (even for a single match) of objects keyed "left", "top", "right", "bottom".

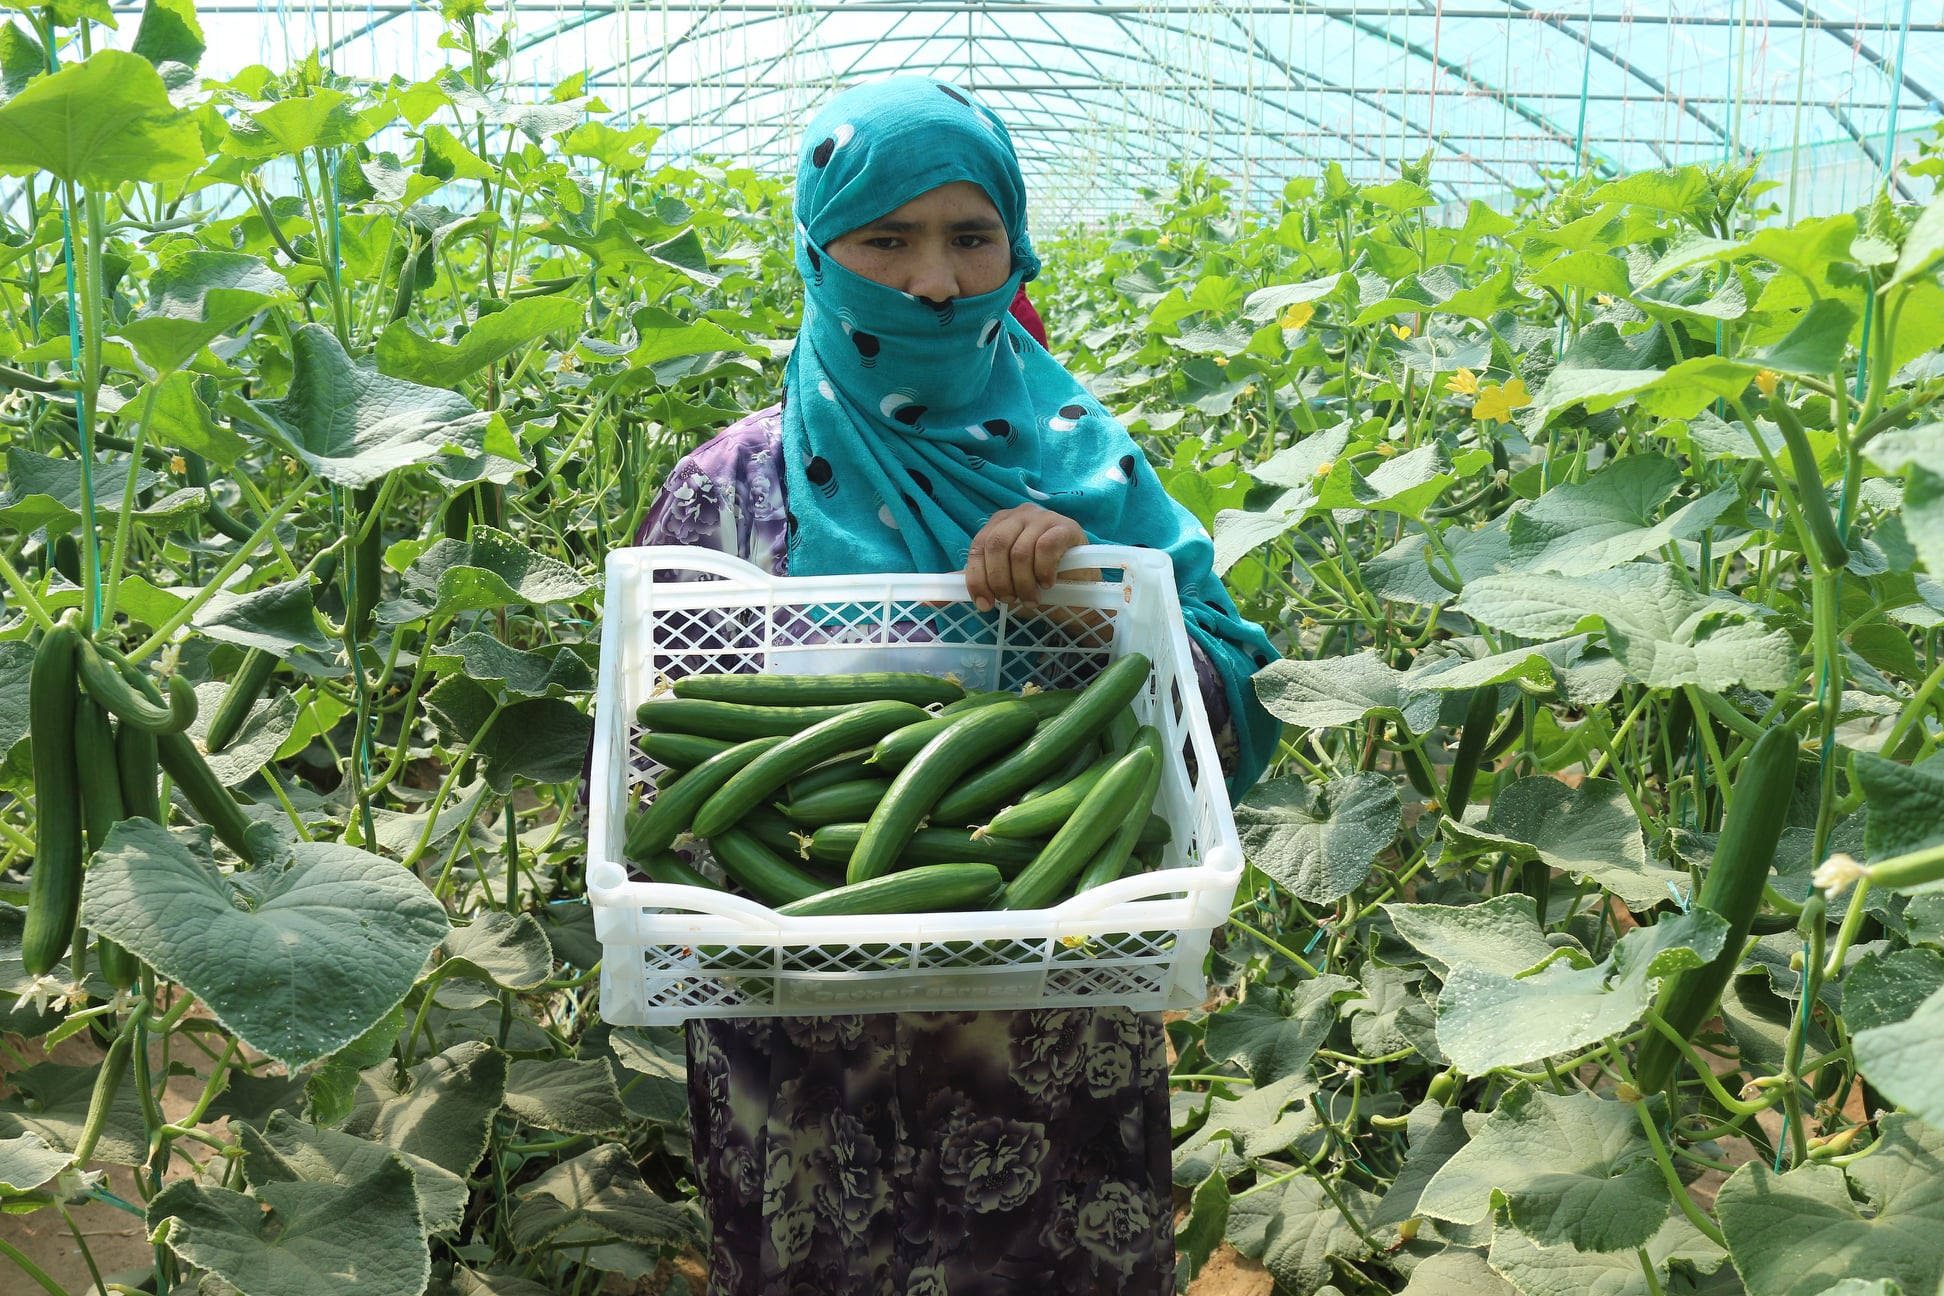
[
  {"left": 1499, "top": 0, "right": 1726, "bottom": 149},
  {"left": 1774, "top": 0, "right": 1944, "bottom": 118}
]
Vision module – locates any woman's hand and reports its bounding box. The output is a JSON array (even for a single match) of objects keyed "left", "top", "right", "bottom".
[{"left": 965, "top": 503, "right": 1094, "bottom": 611}]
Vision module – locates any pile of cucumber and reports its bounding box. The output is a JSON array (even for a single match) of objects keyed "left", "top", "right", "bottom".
[
  {"left": 623, "top": 654, "right": 1172, "bottom": 918},
  {"left": 23, "top": 614, "right": 268, "bottom": 981}
]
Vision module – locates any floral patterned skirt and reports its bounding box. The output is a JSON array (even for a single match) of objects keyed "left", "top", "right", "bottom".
[{"left": 687, "top": 1009, "right": 1177, "bottom": 1295}]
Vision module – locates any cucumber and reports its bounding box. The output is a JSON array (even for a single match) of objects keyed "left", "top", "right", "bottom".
[
  {"left": 51, "top": 533, "right": 80, "bottom": 585},
  {"left": 779, "top": 779, "right": 893, "bottom": 827},
  {"left": 641, "top": 851, "right": 718, "bottom": 889},
  {"left": 157, "top": 732, "right": 266, "bottom": 865},
  {"left": 25, "top": 622, "right": 85, "bottom": 975},
  {"left": 636, "top": 731, "right": 735, "bottom": 772},
  {"left": 777, "top": 863, "right": 1003, "bottom": 917},
  {"left": 787, "top": 753, "right": 877, "bottom": 800},
  {"left": 73, "top": 697, "right": 126, "bottom": 854},
  {"left": 204, "top": 648, "right": 277, "bottom": 754},
  {"left": 931, "top": 653, "right": 1150, "bottom": 825},
  {"left": 349, "top": 482, "right": 383, "bottom": 634},
  {"left": 625, "top": 736, "right": 786, "bottom": 859},
  {"left": 1634, "top": 724, "right": 1799, "bottom": 1097},
  {"left": 1001, "top": 746, "right": 1157, "bottom": 911},
  {"left": 983, "top": 750, "right": 1118, "bottom": 839},
  {"left": 743, "top": 808, "right": 810, "bottom": 860},
  {"left": 1075, "top": 727, "right": 1165, "bottom": 893},
  {"left": 869, "top": 688, "right": 1079, "bottom": 771},
  {"left": 76, "top": 640, "right": 197, "bottom": 734},
  {"left": 116, "top": 713, "right": 161, "bottom": 822},
  {"left": 848, "top": 701, "right": 1041, "bottom": 885},
  {"left": 938, "top": 690, "right": 1016, "bottom": 716},
  {"left": 806, "top": 823, "right": 1042, "bottom": 874},
  {"left": 1443, "top": 687, "right": 1501, "bottom": 821},
  {"left": 670, "top": 671, "right": 966, "bottom": 708},
  {"left": 691, "top": 700, "right": 929, "bottom": 839},
  {"left": 708, "top": 829, "right": 826, "bottom": 906},
  {"left": 634, "top": 698, "right": 856, "bottom": 741}
]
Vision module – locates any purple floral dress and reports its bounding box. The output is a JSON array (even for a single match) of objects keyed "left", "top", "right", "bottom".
[{"left": 637, "top": 408, "right": 1218, "bottom": 1295}]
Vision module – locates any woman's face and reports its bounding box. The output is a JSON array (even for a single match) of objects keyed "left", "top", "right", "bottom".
[{"left": 823, "top": 180, "right": 1011, "bottom": 302}]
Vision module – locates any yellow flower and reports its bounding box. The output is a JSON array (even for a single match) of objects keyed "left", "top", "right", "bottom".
[
  {"left": 1755, "top": 369, "right": 1780, "bottom": 397},
  {"left": 1472, "top": 377, "right": 1533, "bottom": 423},
  {"left": 1595, "top": 292, "right": 1615, "bottom": 307},
  {"left": 1241, "top": 385, "right": 1257, "bottom": 397},
  {"left": 170, "top": 454, "right": 187, "bottom": 475},
  {"left": 1314, "top": 461, "right": 1334, "bottom": 478},
  {"left": 1389, "top": 323, "right": 1412, "bottom": 339},
  {"left": 1156, "top": 233, "right": 1173, "bottom": 248},
  {"left": 1212, "top": 355, "right": 1229, "bottom": 367},
  {"left": 1279, "top": 301, "right": 1315, "bottom": 331},
  {"left": 1445, "top": 368, "right": 1480, "bottom": 397}
]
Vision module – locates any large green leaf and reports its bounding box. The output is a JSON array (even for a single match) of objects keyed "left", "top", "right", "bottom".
[
  {"left": 1852, "top": 986, "right": 1944, "bottom": 1130},
  {"left": 1416, "top": 1084, "right": 1668, "bottom": 1252},
  {"left": 1253, "top": 649, "right": 1441, "bottom": 734},
  {"left": 188, "top": 680, "right": 299, "bottom": 787},
  {"left": 377, "top": 295, "right": 583, "bottom": 388},
  {"left": 144, "top": 370, "right": 251, "bottom": 467},
  {"left": 241, "top": 1111, "right": 467, "bottom": 1236},
  {"left": 1370, "top": 1101, "right": 1471, "bottom": 1230},
  {"left": 225, "top": 324, "right": 490, "bottom": 488},
  {"left": 130, "top": 0, "right": 205, "bottom": 85},
  {"left": 0, "top": 446, "right": 204, "bottom": 534},
  {"left": 502, "top": 1058, "right": 629, "bottom": 1136},
  {"left": 193, "top": 578, "right": 337, "bottom": 655},
  {"left": 1385, "top": 894, "right": 1567, "bottom": 980},
  {"left": 1203, "top": 976, "right": 1355, "bottom": 1084},
  {"left": 1456, "top": 563, "right": 1797, "bottom": 692},
  {"left": 0, "top": 21, "right": 44, "bottom": 103},
  {"left": 1225, "top": 1173, "right": 1377, "bottom": 1292},
  {"left": 1407, "top": 634, "right": 1624, "bottom": 709},
  {"left": 422, "top": 676, "right": 593, "bottom": 792},
  {"left": 437, "top": 911, "right": 553, "bottom": 991},
  {"left": 1889, "top": 186, "right": 1944, "bottom": 291},
  {"left": 424, "top": 632, "right": 594, "bottom": 700},
  {"left": 1315, "top": 444, "right": 1456, "bottom": 521},
  {"left": 1504, "top": 454, "right": 1737, "bottom": 577},
  {"left": 115, "top": 250, "right": 284, "bottom": 373},
  {"left": 1856, "top": 752, "right": 1944, "bottom": 870},
  {"left": 378, "top": 526, "right": 597, "bottom": 624},
  {"left": 0, "top": 50, "right": 201, "bottom": 186},
  {"left": 83, "top": 822, "right": 449, "bottom": 1067},
  {"left": 1433, "top": 909, "right": 1728, "bottom": 1073},
  {"left": 1200, "top": 1073, "right": 1319, "bottom": 1159},
  {"left": 1439, "top": 776, "right": 1682, "bottom": 910},
  {"left": 1716, "top": 1114, "right": 1944, "bottom": 1296},
  {"left": 1364, "top": 518, "right": 1515, "bottom": 608},
  {"left": 508, "top": 1142, "right": 694, "bottom": 1250},
  {"left": 148, "top": 1156, "right": 429, "bottom": 1296},
  {"left": 1486, "top": 1214, "right": 1729, "bottom": 1296},
  {"left": 0, "top": 1130, "right": 70, "bottom": 1193},
  {"left": 226, "top": 87, "right": 394, "bottom": 159},
  {"left": 340, "top": 1041, "right": 507, "bottom": 1176},
  {"left": 0, "top": 1059, "right": 147, "bottom": 1167},
  {"left": 1235, "top": 772, "right": 1400, "bottom": 904}
]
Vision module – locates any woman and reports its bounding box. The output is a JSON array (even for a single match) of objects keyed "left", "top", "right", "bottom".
[{"left": 635, "top": 77, "right": 1281, "bottom": 1295}]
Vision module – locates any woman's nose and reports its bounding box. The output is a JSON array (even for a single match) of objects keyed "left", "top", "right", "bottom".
[{"left": 905, "top": 250, "right": 960, "bottom": 302}]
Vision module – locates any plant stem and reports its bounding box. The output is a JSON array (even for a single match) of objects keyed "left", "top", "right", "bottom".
[{"left": 1630, "top": 1096, "right": 1728, "bottom": 1249}]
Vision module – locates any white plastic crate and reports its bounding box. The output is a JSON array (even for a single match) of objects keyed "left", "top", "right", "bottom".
[{"left": 585, "top": 543, "right": 1244, "bottom": 1023}]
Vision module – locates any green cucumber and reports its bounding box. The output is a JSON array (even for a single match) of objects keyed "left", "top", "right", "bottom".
[
  {"left": 116, "top": 713, "right": 161, "bottom": 822},
  {"left": 1075, "top": 727, "right": 1165, "bottom": 893},
  {"left": 708, "top": 829, "right": 826, "bottom": 906},
  {"left": 787, "top": 753, "right": 877, "bottom": 800},
  {"left": 641, "top": 851, "right": 718, "bottom": 889},
  {"left": 938, "top": 690, "right": 1015, "bottom": 716},
  {"left": 76, "top": 640, "right": 197, "bottom": 734},
  {"left": 1634, "top": 724, "right": 1800, "bottom": 1097},
  {"left": 1000, "top": 746, "right": 1157, "bottom": 911},
  {"left": 691, "top": 700, "right": 929, "bottom": 839},
  {"left": 634, "top": 698, "right": 855, "bottom": 741},
  {"left": 636, "top": 731, "right": 735, "bottom": 772},
  {"left": 73, "top": 697, "right": 125, "bottom": 854},
  {"left": 983, "top": 750, "right": 1118, "bottom": 839},
  {"left": 205, "top": 648, "right": 277, "bottom": 754},
  {"left": 1770, "top": 393, "right": 1848, "bottom": 569},
  {"left": 157, "top": 731, "right": 266, "bottom": 865},
  {"left": 671, "top": 671, "right": 965, "bottom": 708},
  {"left": 869, "top": 688, "right": 1079, "bottom": 772},
  {"left": 1442, "top": 687, "right": 1501, "bottom": 821},
  {"left": 25, "top": 622, "right": 85, "bottom": 976},
  {"left": 777, "top": 863, "right": 1003, "bottom": 917},
  {"left": 806, "top": 823, "right": 1042, "bottom": 874},
  {"left": 625, "top": 736, "right": 786, "bottom": 860},
  {"left": 743, "top": 808, "right": 809, "bottom": 860},
  {"left": 931, "top": 653, "right": 1151, "bottom": 824},
  {"left": 849, "top": 702, "right": 1041, "bottom": 885},
  {"left": 349, "top": 483, "right": 383, "bottom": 634},
  {"left": 779, "top": 779, "right": 893, "bottom": 826}
]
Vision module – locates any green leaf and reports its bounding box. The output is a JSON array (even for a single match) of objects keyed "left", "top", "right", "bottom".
[
  {"left": 1417, "top": 1084, "right": 1668, "bottom": 1251},
  {"left": 0, "top": 1130, "right": 70, "bottom": 1193},
  {"left": 1365, "top": 518, "right": 1515, "bottom": 608},
  {"left": 1889, "top": 187, "right": 1944, "bottom": 290},
  {"left": 1252, "top": 649, "right": 1442, "bottom": 733},
  {"left": 1407, "top": 634, "right": 1623, "bottom": 709},
  {"left": 1242, "top": 273, "right": 1342, "bottom": 323},
  {"left": 1203, "top": 976, "right": 1355, "bottom": 1084},
  {"left": 225, "top": 324, "right": 489, "bottom": 489},
  {"left": 145, "top": 370, "right": 250, "bottom": 467},
  {"left": 1588, "top": 169, "right": 1715, "bottom": 217},
  {"left": 1225, "top": 1173, "right": 1376, "bottom": 1292},
  {"left": 0, "top": 640, "right": 35, "bottom": 758},
  {"left": 425, "top": 632, "right": 594, "bottom": 700},
  {"left": 116, "top": 251, "right": 284, "bottom": 374},
  {"left": 0, "top": 50, "right": 201, "bottom": 186},
  {"left": 1486, "top": 1214, "right": 1729, "bottom": 1296},
  {"left": 130, "top": 0, "right": 205, "bottom": 83},
  {"left": 1857, "top": 751, "right": 1944, "bottom": 871},
  {"left": 0, "top": 22, "right": 45, "bottom": 103},
  {"left": 1456, "top": 564, "right": 1797, "bottom": 692},
  {"left": 148, "top": 1157, "right": 429, "bottom": 1296},
  {"left": 1385, "top": 894, "right": 1567, "bottom": 979},
  {"left": 0, "top": 447, "right": 204, "bottom": 534},
  {"left": 378, "top": 526, "right": 596, "bottom": 624},
  {"left": 1852, "top": 986, "right": 1944, "bottom": 1130},
  {"left": 1370, "top": 1101, "right": 1471, "bottom": 1230},
  {"left": 502, "top": 1058, "right": 629, "bottom": 1136},
  {"left": 1529, "top": 250, "right": 1632, "bottom": 298},
  {"left": 193, "top": 578, "right": 336, "bottom": 655},
  {"left": 422, "top": 676, "right": 592, "bottom": 792},
  {"left": 226, "top": 87, "right": 393, "bottom": 159},
  {"left": 1344, "top": 962, "right": 1421, "bottom": 1058},
  {"left": 188, "top": 680, "right": 298, "bottom": 787},
  {"left": 340, "top": 1040, "right": 507, "bottom": 1176},
  {"left": 508, "top": 1143, "right": 694, "bottom": 1250},
  {"left": 1716, "top": 1114, "right": 1944, "bottom": 1296},
  {"left": 1504, "top": 454, "right": 1737, "bottom": 577},
  {"left": 437, "top": 911, "right": 553, "bottom": 991},
  {"left": 1176, "top": 1167, "right": 1231, "bottom": 1287},
  {"left": 303, "top": 1009, "right": 405, "bottom": 1129},
  {"left": 241, "top": 1110, "right": 466, "bottom": 1236},
  {"left": 1439, "top": 776, "right": 1682, "bottom": 911},
  {"left": 1753, "top": 297, "right": 1855, "bottom": 377},
  {"left": 0, "top": 1060, "right": 148, "bottom": 1166},
  {"left": 1315, "top": 444, "right": 1456, "bottom": 520},
  {"left": 1202, "top": 1073, "right": 1319, "bottom": 1159},
  {"left": 1843, "top": 948, "right": 1944, "bottom": 1034},
  {"left": 377, "top": 295, "right": 583, "bottom": 388},
  {"left": 1433, "top": 908, "right": 1728, "bottom": 1073},
  {"left": 1235, "top": 772, "right": 1401, "bottom": 904},
  {"left": 83, "top": 822, "right": 449, "bottom": 1067},
  {"left": 1398, "top": 1248, "right": 1519, "bottom": 1296}
]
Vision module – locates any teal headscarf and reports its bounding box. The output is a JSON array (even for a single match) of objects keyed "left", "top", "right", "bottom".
[{"left": 780, "top": 77, "right": 1282, "bottom": 797}]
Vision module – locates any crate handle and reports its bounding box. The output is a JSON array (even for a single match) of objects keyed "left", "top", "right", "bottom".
[{"left": 615, "top": 542, "right": 1168, "bottom": 591}]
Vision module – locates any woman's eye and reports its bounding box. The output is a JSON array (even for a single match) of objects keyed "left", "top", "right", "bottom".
[
  {"left": 866, "top": 237, "right": 903, "bottom": 250},
  {"left": 954, "top": 235, "right": 991, "bottom": 249}
]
